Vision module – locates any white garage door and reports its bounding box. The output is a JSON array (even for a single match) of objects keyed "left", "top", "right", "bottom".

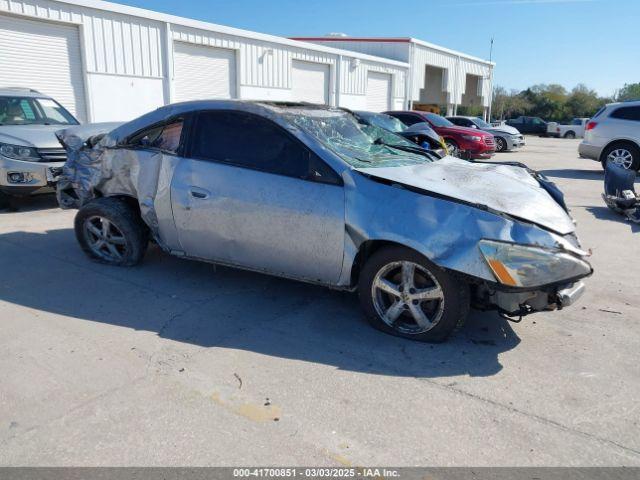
[
  {"left": 366, "top": 72, "right": 392, "bottom": 112},
  {"left": 292, "top": 60, "right": 329, "bottom": 105},
  {"left": 0, "top": 14, "right": 87, "bottom": 121},
  {"left": 173, "top": 42, "right": 236, "bottom": 102}
]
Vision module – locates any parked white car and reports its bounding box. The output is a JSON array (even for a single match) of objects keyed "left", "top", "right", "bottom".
[
  {"left": 547, "top": 118, "right": 590, "bottom": 139},
  {"left": 579, "top": 101, "right": 640, "bottom": 170}
]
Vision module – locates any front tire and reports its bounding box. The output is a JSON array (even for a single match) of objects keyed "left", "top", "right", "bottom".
[
  {"left": 358, "top": 246, "right": 470, "bottom": 343},
  {"left": 444, "top": 139, "right": 460, "bottom": 158},
  {"left": 74, "top": 197, "right": 148, "bottom": 266},
  {"left": 0, "top": 191, "right": 10, "bottom": 210},
  {"left": 495, "top": 137, "right": 507, "bottom": 152}
]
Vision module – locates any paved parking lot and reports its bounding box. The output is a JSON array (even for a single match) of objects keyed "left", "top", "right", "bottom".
[{"left": 1, "top": 136, "right": 639, "bottom": 466}]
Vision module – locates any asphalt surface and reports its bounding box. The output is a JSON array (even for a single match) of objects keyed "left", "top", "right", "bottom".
[{"left": 1, "top": 136, "right": 638, "bottom": 466}]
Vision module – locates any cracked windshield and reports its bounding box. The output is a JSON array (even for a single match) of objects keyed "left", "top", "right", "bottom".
[{"left": 280, "top": 108, "right": 437, "bottom": 168}]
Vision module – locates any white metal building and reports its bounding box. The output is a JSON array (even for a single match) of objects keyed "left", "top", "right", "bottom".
[
  {"left": 291, "top": 37, "right": 495, "bottom": 118},
  {"left": 0, "top": 0, "right": 410, "bottom": 122}
]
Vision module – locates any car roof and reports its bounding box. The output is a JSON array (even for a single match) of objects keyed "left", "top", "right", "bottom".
[
  {"left": 104, "top": 100, "right": 346, "bottom": 145},
  {"left": 0, "top": 87, "right": 50, "bottom": 98},
  {"left": 606, "top": 100, "right": 640, "bottom": 108}
]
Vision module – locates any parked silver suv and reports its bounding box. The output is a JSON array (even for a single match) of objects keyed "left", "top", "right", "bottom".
[
  {"left": 0, "top": 88, "right": 79, "bottom": 204},
  {"left": 579, "top": 100, "right": 640, "bottom": 170}
]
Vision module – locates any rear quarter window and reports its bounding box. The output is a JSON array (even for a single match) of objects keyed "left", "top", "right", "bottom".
[{"left": 610, "top": 106, "right": 640, "bottom": 121}]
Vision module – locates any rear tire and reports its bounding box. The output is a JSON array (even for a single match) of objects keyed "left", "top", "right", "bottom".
[
  {"left": 564, "top": 131, "right": 576, "bottom": 139},
  {"left": 601, "top": 142, "right": 640, "bottom": 171},
  {"left": 74, "top": 197, "right": 148, "bottom": 266},
  {"left": 358, "top": 246, "right": 470, "bottom": 343}
]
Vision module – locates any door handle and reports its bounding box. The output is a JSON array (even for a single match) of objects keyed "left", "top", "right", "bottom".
[{"left": 190, "top": 187, "right": 210, "bottom": 199}]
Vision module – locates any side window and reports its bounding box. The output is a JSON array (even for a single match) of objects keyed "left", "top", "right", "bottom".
[
  {"left": 449, "top": 118, "right": 462, "bottom": 126},
  {"left": 128, "top": 120, "right": 184, "bottom": 154},
  {"left": 391, "top": 113, "right": 422, "bottom": 126},
  {"left": 611, "top": 106, "right": 640, "bottom": 121},
  {"left": 189, "top": 111, "right": 341, "bottom": 185}
]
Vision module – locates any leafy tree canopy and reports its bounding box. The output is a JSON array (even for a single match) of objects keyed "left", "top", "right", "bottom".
[{"left": 491, "top": 83, "right": 617, "bottom": 122}]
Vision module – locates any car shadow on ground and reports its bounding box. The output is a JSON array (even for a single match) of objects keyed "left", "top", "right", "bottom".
[
  {"left": 585, "top": 205, "right": 640, "bottom": 233},
  {"left": 0, "top": 227, "right": 521, "bottom": 378},
  {"left": 0, "top": 193, "right": 59, "bottom": 213},
  {"left": 538, "top": 169, "right": 604, "bottom": 181}
]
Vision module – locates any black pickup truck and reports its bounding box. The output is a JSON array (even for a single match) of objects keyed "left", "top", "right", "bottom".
[{"left": 505, "top": 116, "right": 547, "bottom": 135}]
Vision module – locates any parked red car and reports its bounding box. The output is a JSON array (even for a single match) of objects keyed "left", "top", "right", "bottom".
[{"left": 385, "top": 111, "right": 496, "bottom": 159}]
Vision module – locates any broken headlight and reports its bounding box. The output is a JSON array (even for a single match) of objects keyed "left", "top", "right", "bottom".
[
  {"left": 478, "top": 240, "right": 592, "bottom": 288},
  {"left": 0, "top": 143, "right": 40, "bottom": 161}
]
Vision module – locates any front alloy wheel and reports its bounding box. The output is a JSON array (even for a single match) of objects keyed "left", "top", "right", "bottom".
[
  {"left": 372, "top": 261, "right": 444, "bottom": 335},
  {"left": 359, "top": 246, "right": 470, "bottom": 342},
  {"left": 445, "top": 140, "right": 460, "bottom": 158},
  {"left": 495, "top": 137, "right": 507, "bottom": 152}
]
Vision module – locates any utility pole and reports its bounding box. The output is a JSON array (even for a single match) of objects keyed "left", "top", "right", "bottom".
[{"left": 487, "top": 37, "right": 494, "bottom": 122}]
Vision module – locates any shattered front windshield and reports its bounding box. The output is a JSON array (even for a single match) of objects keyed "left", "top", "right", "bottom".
[{"left": 276, "top": 107, "right": 435, "bottom": 168}]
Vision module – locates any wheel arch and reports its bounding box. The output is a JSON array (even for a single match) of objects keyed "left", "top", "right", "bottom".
[
  {"left": 598, "top": 139, "right": 640, "bottom": 163},
  {"left": 348, "top": 239, "right": 472, "bottom": 288}
]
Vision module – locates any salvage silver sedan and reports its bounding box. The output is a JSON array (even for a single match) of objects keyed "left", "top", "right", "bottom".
[{"left": 57, "top": 101, "right": 592, "bottom": 342}]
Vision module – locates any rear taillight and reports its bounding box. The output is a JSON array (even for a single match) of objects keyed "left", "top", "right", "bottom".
[{"left": 586, "top": 121, "right": 597, "bottom": 131}]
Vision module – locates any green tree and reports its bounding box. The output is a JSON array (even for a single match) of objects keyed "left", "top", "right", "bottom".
[
  {"left": 617, "top": 83, "right": 640, "bottom": 102},
  {"left": 565, "top": 84, "right": 603, "bottom": 119}
]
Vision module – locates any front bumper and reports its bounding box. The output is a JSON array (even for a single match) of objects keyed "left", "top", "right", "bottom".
[
  {"left": 481, "top": 280, "right": 587, "bottom": 318},
  {"left": 0, "top": 156, "right": 64, "bottom": 195},
  {"left": 557, "top": 281, "right": 586, "bottom": 307},
  {"left": 468, "top": 148, "right": 496, "bottom": 159},
  {"left": 506, "top": 136, "right": 526, "bottom": 150}
]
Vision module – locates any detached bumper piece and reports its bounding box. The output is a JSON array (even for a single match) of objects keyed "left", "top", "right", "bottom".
[
  {"left": 556, "top": 281, "right": 586, "bottom": 308},
  {"left": 477, "top": 280, "right": 587, "bottom": 323}
]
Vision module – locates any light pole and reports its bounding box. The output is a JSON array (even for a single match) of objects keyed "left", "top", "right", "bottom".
[{"left": 486, "top": 37, "right": 494, "bottom": 122}]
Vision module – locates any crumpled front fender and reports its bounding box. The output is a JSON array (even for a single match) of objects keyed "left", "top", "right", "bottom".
[{"left": 338, "top": 170, "right": 584, "bottom": 286}]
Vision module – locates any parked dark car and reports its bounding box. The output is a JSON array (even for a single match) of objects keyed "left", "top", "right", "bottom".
[
  {"left": 384, "top": 110, "right": 496, "bottom": 159},
  {"left": 505, "top": 116, "right": 547, "bottom": 135},
  {"left": 350, "top": 110, "right": 447, "bottom": 156}
]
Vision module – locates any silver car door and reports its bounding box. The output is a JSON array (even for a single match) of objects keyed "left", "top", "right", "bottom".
[{"left": 170, "top": 110, "right": 345, "bottom": 285}]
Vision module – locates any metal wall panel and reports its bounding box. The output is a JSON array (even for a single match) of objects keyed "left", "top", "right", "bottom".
[
  {"left": 0, "top": 12, "right": 87, "bottom": 120},
  {"left": 173, "top": 42, "right": 236, "bottom": 102},
  {"left": 1, "top": 0, "right": 164, "bottom": 78},
  {"left": 0, "top": 0, "right": 410, "bottom": 117}
]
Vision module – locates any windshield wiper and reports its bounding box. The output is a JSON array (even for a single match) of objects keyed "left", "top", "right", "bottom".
[{"left": 373, "top": 138, "right": 436, "bottom": 159}]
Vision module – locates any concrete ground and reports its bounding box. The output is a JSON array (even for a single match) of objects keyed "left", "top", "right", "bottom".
[{"left": 0, "top": 136, "right": 638, "bottom": 466}]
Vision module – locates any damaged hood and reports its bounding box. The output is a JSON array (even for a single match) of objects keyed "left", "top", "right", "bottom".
[
  {"left": 0, "top": 125, "right": 66, "bottom": 148},
  {"left": 356, "top": 156, "right": 575, "bottom": 235},
  {"left": 485, "top": 125, "right": 521, "bottom": 136}
]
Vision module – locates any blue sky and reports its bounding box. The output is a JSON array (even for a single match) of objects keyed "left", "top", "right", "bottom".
[{"left": 116, "top": 0, "right": 639, "bottom": 97}]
